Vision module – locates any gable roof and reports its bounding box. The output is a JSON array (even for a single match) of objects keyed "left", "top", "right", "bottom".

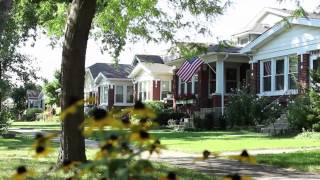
[
  {"left": 207, "top": 44, "right": 242, "bottom": 53},
  {"left": 132, "top": 55, "right": 164, "bottom": 66},
  {"left": 240, "top": 17, "right": 320, "bottom": 54},
  {"left": 87, "top": 63, "right": 133, "bottom": 79},
  {"left": 27, "top": 90, "right": 42, "bottom": 99},
  {"left": 128, "top": 62, "right": 173, "bottom": 78}
]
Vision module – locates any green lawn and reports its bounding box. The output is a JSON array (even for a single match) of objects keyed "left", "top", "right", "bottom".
[
  {"left": 0, "top": 135, "right": 216, "bottom": 179},
  {"left": 257, "top": 151, "right": 320, "bottom": 173},
  {"left": 150, "top": 130, "right": 320, "bottom": 153},
  {"left": 10, "top": 121, "right": 61, "bottom": 131}
]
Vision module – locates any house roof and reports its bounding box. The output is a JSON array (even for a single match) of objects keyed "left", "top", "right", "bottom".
[
  {"left": 240, "top": 18, "right": 320, "bottom": 54},
  {"left": 26, "top": 90, "right": 42, "bottom": 99},
  {"left": 131, "top": 54, "right": 164, "bottom": 67},
  {"left": 87, "top": 63, "right": 133, "bottom": 79},
  {"left": 128, "top": 62, "right": 173, "bottom": 78},
  {"left": 207, "top": 44, "right": 242, "bottom": 53},
  {"left": 268, "top": 8, "right": 320, "bottom": 19}
]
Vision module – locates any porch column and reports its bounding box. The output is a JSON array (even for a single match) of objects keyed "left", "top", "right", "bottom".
[
  {"left": 213, "top": 60, "right": 224, "bottom": 108},
  {"left": 215, "top": 60, "right": 224, "bottom": 94}
]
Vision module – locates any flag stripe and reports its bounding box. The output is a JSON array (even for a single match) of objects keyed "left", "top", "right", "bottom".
[{"left": 177, "top": 57, "right": 204, "bottom": 82}]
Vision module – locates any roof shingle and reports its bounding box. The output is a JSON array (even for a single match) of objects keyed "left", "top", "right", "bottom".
[{"left": 88, "top": 63, "right": 133, "bottom": 79}]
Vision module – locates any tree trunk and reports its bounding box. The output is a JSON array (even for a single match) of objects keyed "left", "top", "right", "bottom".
[
  {"left": 59, "top": 0, "right": 96, "bottom": 163},
  {"left": 0, "top": 0, "right": 12, "bottom": 111}
]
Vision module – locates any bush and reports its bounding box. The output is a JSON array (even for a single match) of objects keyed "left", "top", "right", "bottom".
[
  {"left": 145, "top": 101, "right": 186, "bottom": 126},
  {"left": 0, "top": 110, "right": 12, "bottom": 133},
  {"left": 194, "top": 112, "right": 216, "bottom": 130},
  {"left": 23, "top": 108, "right": 43, "bottom": 121},
  {"left": 225, "top": 87, "right": 284, "bottom": 128},
  {"left": 312, "top": 123, "right": 320, "bottom": 132}
]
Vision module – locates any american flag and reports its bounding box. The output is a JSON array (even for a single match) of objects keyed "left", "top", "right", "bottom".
[{"left": 177, "top": 57, "right": 204, "bottom": 82}]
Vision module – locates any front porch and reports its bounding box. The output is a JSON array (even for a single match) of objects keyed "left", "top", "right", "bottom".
[{"left": 174, "top": 54, "right": 250, "bottom": 115}]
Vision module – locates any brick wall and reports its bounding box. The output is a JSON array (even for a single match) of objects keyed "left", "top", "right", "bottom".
[
  {"left": 108, "top": 85, "right": 114, "bottom": 110},
  {"left": 198, "top": 65, "right": 209, "bottom": 108},
  {"left": 298, "top": 54, "right": 310, "bottom": 92},
  {"left": 250, "top": 62, "right": 260, "bottom": 94},
  {"left": 152, "top": 80, "right": 161, "bottom": 100}
]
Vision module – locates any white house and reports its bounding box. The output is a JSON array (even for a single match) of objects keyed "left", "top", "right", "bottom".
[
  {"left": 128, "top": 55, "right": 174, "bottom": 102},
  {"left": 84, "top": 63, "right": 134, "bottom": 109},
  {"left": 241, "top": 9, "right": 320, "bottom": 97}
]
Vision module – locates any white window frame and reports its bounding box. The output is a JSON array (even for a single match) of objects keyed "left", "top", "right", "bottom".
[
  {"left": 115, "top": 85, "right": 124, "bottom": 103},
  {"left": 138, "top": 81, "right": 150, "bottom": 101},
  {"left": 288, "top": 55, "right": 299, "bottom": 90},
  {"left": 275, "top": 58, "right": 285, "bottom": 91},
  {"left": 259, "top": 55, "right": 298, "bottom": 96},
  {"left": 99, "top": 86, "right": 108, "bottom": 105},
  {"left": 160, "top": 80, "right": 171, "bottom": 100},
  {"left": 126, "top": 85, "right": 134, "bottom": 103},
  {"left": 178, "top": 75, "right": 198, "bottom": 95}
]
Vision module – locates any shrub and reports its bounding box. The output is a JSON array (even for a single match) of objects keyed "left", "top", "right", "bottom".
[
  {"left": 194, "top": 112, "right": 216, "bottom": 130},
  {"left": 225, "top": 88, "right": 285, "bottom": 128},
  {"left": 312, "top": 123, "right": 320, "bottom": 132},
  {"left": 0, "top": 109, "right": 12, "bottom": 133},
  {"left": 23, "top": 108, "right": 43, "bottom": 121},
  {"left": 145, "top": 101, "right": 185, "bottom": 126}
]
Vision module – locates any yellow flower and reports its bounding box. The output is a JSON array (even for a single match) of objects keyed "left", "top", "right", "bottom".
[
  {"left": 33, "top": 145, "right": 53, "bottom": 158},
  {"left": 95, "top": 142, "right": 116, "bottom": 159},
  {"left": 12, "top": 166, "right": 35, "bottom": 180},
  {"left": 224, "top": 174, "right": 253, "bottom": 180},
  {"left": 33, "top": 133, "right": 56, "bottom": 147},
  {"left": 130, "top": 130, "right": 152, "bottom": 143},
  {"left": 160, "top": 171, "right": 179, "bottom": 180},
  {"left": 61, "top": 160, "right": 79, "bottom": 173},
  {"left": 124, "top": 101, "right": 156, "bottom": 119},
  {"left": 149, "top": 139, "right": 165, "bottom": 155},
  {"left": 194, "top": 150, "right": 220, "bottom": 161},
  {"left": 228, "top": 150, "right": 256, "bottom": 164},
  {"left": 82, "top": 108, "right": 123, "bottom": 136}
]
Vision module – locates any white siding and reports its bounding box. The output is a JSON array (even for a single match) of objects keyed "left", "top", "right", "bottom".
[{"left": 253, "top": 25, "right": 320, "bottom": 61}]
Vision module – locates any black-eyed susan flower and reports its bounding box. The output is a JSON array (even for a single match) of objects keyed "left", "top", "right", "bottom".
[
  {"left": 82, "top": 108, "right": 124, "bottom": 136},
  {"left": 224, "top": 174, "right": 253, "bottom": 180},
  {"left": 96, "top": 142, "right": 118, "bottom": 159},
  {"left": 124, "top": 101, "right": 156, "bottom": 119},
  {"left": 130, "top": 130, "right": 152, "bottom": 143},
  {"left": 160, "top": 171, "right": 179, "bottom": 180},
  {"left": 194, "top": 150, "right": 220, "bottom": 161},
  {"left": 33, "top": 133, "right": 56, "bottom": 147},
  {"left": 12, "top": 166, "right": 35, "bottom": 180},
  {"left": 149, "top": 139, "right": 165, "bottom": 155},
  {"left": 33, "top": 145, "right": 53, "bottom": 158},
  {"left": 61, "top": 160, "right": 79, "bottom": 173},
  {"left": 228, "top": 150, "right": 256, "bottom": 164}
]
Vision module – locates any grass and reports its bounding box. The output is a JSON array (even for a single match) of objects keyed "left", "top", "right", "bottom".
[
  {"left": 10, "top": 121, "right": 61, "bottom": 131},
  {"left": 91, "top": 129, "right": 320, "bottom": 153},
  {"left": 0, "top": 135, "right": 216, "bottom": 179},
  {"left": 256, "top": 151, "right": 320, "bottom": 173}
]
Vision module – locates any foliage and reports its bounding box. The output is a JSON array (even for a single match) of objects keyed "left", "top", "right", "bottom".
[
  {"left": 295, "top": 131, "right": 320, "bottom": 140},
  {"left": 0, "top": 108, "right": 11, "bottom": 133},
  {"left": 43, "top": 70, "right": 61, "bottom": 106},
  {"left": 145, "top": 101, "right": 185, "bottom": 126},
  {"left": 287, "top": 69, "right": 320, "bottom": 131},
  {"left": 23, "top": 108, "right": 43, "bottom": 121},
  {"left": 225, "top": 87, "right": 284, "bottom": 127},
  {"left": 194, "top": 112, "right": 217, "bottom": 130}
]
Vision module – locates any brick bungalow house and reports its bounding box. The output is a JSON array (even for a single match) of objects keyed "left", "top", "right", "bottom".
[
  {"left": 167, "top": 8, "right": 320, "bottom": 115},
  {"left": 241, "top": 10, "right": 320, "bottom": 98},
  {"left": 128, "top": 55, "right": 174, "bottom": 103},
  {"left": 84, "top": 63, "right": 134, "bottom": 109}
]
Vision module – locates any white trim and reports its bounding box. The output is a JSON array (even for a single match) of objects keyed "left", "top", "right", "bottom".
[
  {"left": 241, "top": 18, "right": 320, "bottom": 54},
  {"left": 160, "top": 80, "right": 171, "bottom": 100},
  {"left": 259, "top": 54, "right": 299, "bottom": 95}
]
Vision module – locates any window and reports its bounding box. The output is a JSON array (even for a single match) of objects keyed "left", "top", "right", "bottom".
[
  {"left": 313, "top": 57, "right": 320, "bottom": 72},
  {"left": 288, "top": 56, "right": 298, "bottom": 89},
  {"left": 226, "top": 68, "right": 237, "bottom": 93},
  {"left": 263, "top": 61, "right": 272, "bottom": 92},
  {"left": 115, "top": 86, "right": 124, "bottom": 103},
  {"left": 275, "top": 59, "right": 285, "bottom": 90},
  {"left": 193, "top": 75, "right": 198, "bottom": 95},
  {"left": 100, "top": 86, "right": 108, "bottom": 104},
  {"left": 161, "top": 81, "right": 170, "bottom": 100},
  {"left": 127, "top": 86, "right": 134, "bottom": 103},
  {"left": 179, "top": 79, "right": 185, "bottom": 95},
  {"left": 138, "top": 81, "right": 148, "bottom": 101},
  {"left": 187, "top": 80, "right": 192, "bottom": 94},
  {"left": 209, "top": 69, "right": 216, "bottom": 94}
]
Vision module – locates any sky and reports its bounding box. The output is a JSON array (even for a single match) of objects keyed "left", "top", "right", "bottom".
[{"left": 19, "top": 0, "right": 320, "bottom": 81}]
